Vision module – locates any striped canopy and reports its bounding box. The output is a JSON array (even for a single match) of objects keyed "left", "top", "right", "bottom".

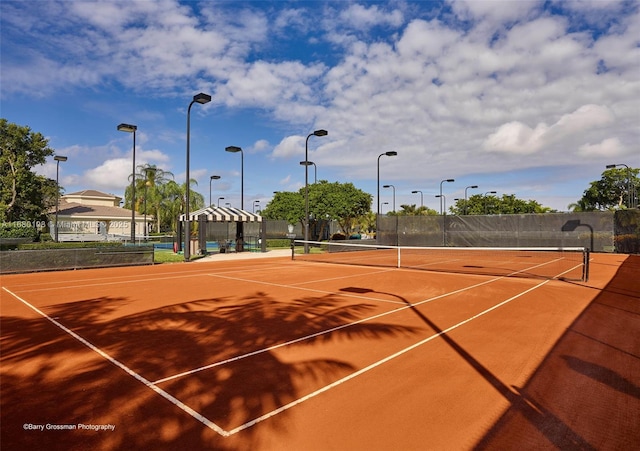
[{"left": 179, "top": 206, "right": 262, "bottom": 222}]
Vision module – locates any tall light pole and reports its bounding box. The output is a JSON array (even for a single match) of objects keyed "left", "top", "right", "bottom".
[
  {"left": 304, "top": 130, "right": 328, "bottom": 253},
  {"left": 225, "top": 146, "right": 244, "bottom": 209},
  {"left": 117, "top": 123, "right": 137, "bottom": 242},
  {"left": 439, "top": 178, "right": 454, "bottom": 215},
  {"left": 209, "top": 175, "right": 220, "bottom": 207},
  {"left": 53, "top": 155, "right": 67, "bottom": 242},
  {"left": 226, "top": 145, "right": 245, "bottom": 251},
  {"left": 184, "top": 92, "right": 211, "bottom": 262},
  {"left": 411, "top": 190, "right": 423, "bottom": 208},
  {"left": 300, "top": 161, "right": 317, "bottom": 183},
  {"left": 253, "top": 200, "right": 260, "bottom": 213},
  {"left": 377, "top": 151, "right": 397, "bottom": 238},
  {"left": 435, "top": 194, "right": 446, "bottom": 213},
  {"left": 606, "top": 163, "right": 632, "bottom": 208},
  {"left": 217, "top": 197, "right": 225, "bottom": 207},
  {"left": 484, "top": 191, "right": 497, "bottom": 214},
  {"left": 381, "top": 202, "right": 389, "bottom": 213},
  {"left": 383, "top": 184, "right": 396, "bottom": 212},
  {"left": 436, "top": 194, "right": 447, "bottom": 245},
  {"left": 464, "top": 185, "right": 478, "bottom": 215}
]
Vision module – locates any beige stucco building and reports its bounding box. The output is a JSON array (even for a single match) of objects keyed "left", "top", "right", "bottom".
[{"left": 50, "top": 190, "right": 151, "bottom": 241}]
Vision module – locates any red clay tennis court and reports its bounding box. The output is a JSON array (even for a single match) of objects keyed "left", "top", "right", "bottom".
[{"left": 1, "top": 250, "right": 638, "bottom": 450}]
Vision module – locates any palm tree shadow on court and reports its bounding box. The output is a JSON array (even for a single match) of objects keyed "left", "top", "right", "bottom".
[
  {"left": 340, "top": 286, "right": 596, "bottom": 450},
  {"left": 1, "top": 291, "right": 420, "bottom": 450}
]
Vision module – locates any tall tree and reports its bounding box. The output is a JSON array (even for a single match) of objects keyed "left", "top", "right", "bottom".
[
  {"left": 575, "top": 167, "right": 639, "bottom": 211},
  {"left": 451, "top": 194, "right": 551, "bottom": 215},
  {"left": 262, "top": 181, "right": 372, "bottom": 238},
  {"left": 261, "top": 191, "right": 304, "bottom": 226},
  {"left": 393, "top": 204, "right": 438, "bottom": 216},
  {"left": 123, "top": 163, "right": 174, "bottom": 233},
  {"left": 0, "top": 119, "right": 57, "bottom": 222},
  {"left": 308, "top": 181, "right": 372, "bottom": 237}
]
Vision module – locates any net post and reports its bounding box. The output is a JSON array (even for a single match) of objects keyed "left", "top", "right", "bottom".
[
  {"left": 287, "top": 232, "right": 297, "bottom": 260},
  {"left": 397, "top": 246, "right": 401, "bottom": 268},
  {"left": 583, "top": 248, "right": 590, "bottom": 282}
]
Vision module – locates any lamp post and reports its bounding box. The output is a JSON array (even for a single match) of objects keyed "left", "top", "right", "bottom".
[
  {"left": 184, "top": 92, "right": 211, "bottom": 262},
  {"left": 383, "top": 184, "right": 396, "bottom": 212},
  {"left": 484, "top": 191, "right": 497, "bottom": 214},
  {"left": 435, "top": 194, "right": 447, "bottom": 214},
  {"left": 411, "top": 190, "right": 423, "bottom": 208},
  {"left": 382, "top": 202, "right": 389, "bottom": 213},
  {"left": 253, "top": 200, "right": 260, "bottom": 213},
  {"left": 209, "top": 175, "right": 221, "bottom": 207},
  {"left": 606, "top": 163, "right": 632, "bottom": 208},
  {"left": 439, "top": 179, "right": 454, "bottom": 215},
  {"left": 304, "top": 130, "right": 328, "bottom": 253},
  {"left": 217, "top": 197, "right": 225, "bottom": 207},
  {"left": 436, "top": 194, "right": 447, "bottom": 245},
  {"left": 117, "top": 123, "right": 137, "bottom": 242},
  {"left": 226, "top": 145, "right": 245, "bottom": 252},
  {"left": 377, "top": 151, "right": 397, "bottom": 238},
  {"left": 225, "top": 146, "right": 244, "bottom": 209},
  {"left": 53, "top": 155, "right": 67, "bottom": 242},
  {"left": 464, "top": 185, "right": 478, "bottom": 215},
  {"left": 299, "top": 161, "right": 317, "bottom": 183}
]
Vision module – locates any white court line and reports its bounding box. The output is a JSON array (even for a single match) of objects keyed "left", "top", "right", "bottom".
[
  {"left": 153, "top": 272, "right": 514, "bottom": 384},
  {"left": 11, "top": 263, "right": 295, "bottom": 293},
  {"left": 2, "top": 260, "right": 560, "bottom": 437},
  {"left": 205, "top": 272, "right": 406, "bottom": 304},
  {"left": 1, "top": 286, "right": 230, "bottom": 438},
  {"left": 225, "top": 279, "right": 551, "bottom": 435}
]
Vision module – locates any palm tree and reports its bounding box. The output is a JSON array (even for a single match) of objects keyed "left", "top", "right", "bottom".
[{"left": 139, "top": 164, "right": 174, "bottom": 233}]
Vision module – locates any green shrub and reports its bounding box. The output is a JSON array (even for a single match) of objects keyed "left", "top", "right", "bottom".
[
  {"left": 0, "top": 223, "right": 37, "bottom": 240},
  {"left": 17, "top": 241, "right": 124, "bottom": 250},
  {"left": 267, "top": 239, "right": 292, "bottom": 248},
  {"left": 38, "top": 232, "right": 53, "bottom": 242}
]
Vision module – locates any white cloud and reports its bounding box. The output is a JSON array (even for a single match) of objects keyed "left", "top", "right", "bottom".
[
  {"left": 84, "top": 158, "right": 132, "bottom": 191},
  {"left": 578, "top": 137, "right": 624, "bottom": 157},
  {"left": 483, "top": 104, "right": 616, "bottom": 154},
  {"left": 448, "top": 0, "right": 541, "bottom": 26},
  {"left": 272, "top": 135, "right": 305, "bottom": 159},
  {"left": 483, "top": 121, "right": 549, "bottom": 155},
  {"left": 250, "top": 139, "right": 270, "bottom": 153},
  {"left": 2, "top": 1, "right": 638, "bottom": 210},
  {"left": 138, "top": 149, "right": 171, "bottom": 164},
  {"left": 339, "top": 3, "right": 404, "bottom": 30},
  {"left": 396, "top": 19, "right": 460, "bottom": 60}
]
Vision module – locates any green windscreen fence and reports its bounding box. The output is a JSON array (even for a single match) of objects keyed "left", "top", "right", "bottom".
[
  {"left": 0, "top": 245, "right": 154, "bottom": 274},
  {"left": 377, "top": 211, "right": 640, "bottom": 253}
]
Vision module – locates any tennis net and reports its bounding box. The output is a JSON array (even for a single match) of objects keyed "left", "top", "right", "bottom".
[{"left": 292, "top": 240, "right": 589, "bottom": 281}]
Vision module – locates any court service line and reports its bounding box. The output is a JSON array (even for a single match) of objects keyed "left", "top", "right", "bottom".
[
  {"left": 153, "top": 271, "right": 521, "bottom": 385},
  {"left": 9, "top": 263, "right": 294, "bottom": 293},
  {"left": 226, "top": 278, "right": 552, "bottom": 435},
  {"left": 1, "top": 286, "right": 231, "bottom": 437},
  {"left": 205, "top": 272, "right": 406, "bottom": 305}
]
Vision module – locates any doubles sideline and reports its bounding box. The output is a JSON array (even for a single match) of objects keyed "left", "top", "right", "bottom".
[{"left": 2, "top": 268, "right": 551, "bottom": 437}]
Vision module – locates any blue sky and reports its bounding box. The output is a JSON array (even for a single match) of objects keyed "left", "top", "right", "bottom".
[{"left": 1, "top": 0, "right": 638, "bottom": 213}]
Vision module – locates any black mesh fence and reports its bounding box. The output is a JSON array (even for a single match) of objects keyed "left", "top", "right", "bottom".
[
  {"left": 378, "top": 211, "right": 639, "bottom": 253},
  {"left": 0, "top": 245, "right": 154, "bottom": 274},
  {"left": 614, "top": 210, "right": 640, "bottom": 253}
]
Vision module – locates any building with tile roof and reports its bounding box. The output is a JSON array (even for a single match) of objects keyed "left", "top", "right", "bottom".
[{"left": 50, "top": 190, "right": 152, "bottom": 241}]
